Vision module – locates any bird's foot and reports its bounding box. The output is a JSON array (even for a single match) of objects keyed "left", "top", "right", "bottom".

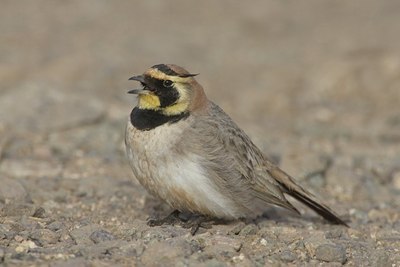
[
  {"left": 179, "top": 214, "right": 215, "bottom": 235},
  {"left": 147, "top": 210, "right": 219, "bottom": 235},
  {"left": 147, "top": 210, "right": 182, "bottom": 227}
]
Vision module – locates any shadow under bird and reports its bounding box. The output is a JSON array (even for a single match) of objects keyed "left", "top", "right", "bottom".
[{"left": 125, "top": 64, "right": 348, "bottom": 228}]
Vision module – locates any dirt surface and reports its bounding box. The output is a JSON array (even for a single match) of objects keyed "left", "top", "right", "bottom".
[{"left": 1, "top": 1, "right": 400, "bottom": 266}]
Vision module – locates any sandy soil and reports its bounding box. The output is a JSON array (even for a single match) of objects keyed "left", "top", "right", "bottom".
[{"left": 1, "top": 1, "right": 400, "bottom": 266}]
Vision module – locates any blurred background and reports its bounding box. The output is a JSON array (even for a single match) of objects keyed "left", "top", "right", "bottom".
[
  {"left": 2, "top": 1, "right": 400, "bottom": 136},
  {"left": 0, "top": 0, "right": 400, "bottom": 265}
]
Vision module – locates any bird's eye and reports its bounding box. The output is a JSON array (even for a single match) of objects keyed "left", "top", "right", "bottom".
[{"left": 163, "top": 80, "right": 173, "bottom": 88}]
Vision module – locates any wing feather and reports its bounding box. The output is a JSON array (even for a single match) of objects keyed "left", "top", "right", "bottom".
[
  {"left": 187, "top": 103, "right": 296, "bottom": 212},
  {"left": 183, "top": 102, "right": 347, "bottom": 225}
]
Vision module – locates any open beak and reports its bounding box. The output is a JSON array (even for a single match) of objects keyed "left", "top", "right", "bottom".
[
  {"left": 128, "top": 75, "right": 145, "bottom": 83},
  {"left": 128, "top": 75, "right": 149, "bottom": 94},
  {"left": 127, "top": 88, "right": 149, "bottom": 94}
]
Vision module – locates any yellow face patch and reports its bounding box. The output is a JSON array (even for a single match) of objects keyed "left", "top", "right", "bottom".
[
  {"left": 160, "top": 82, "right": 190, "bottom": 115},
  {"left": 162, "top": 102, "right": 189, "bottom": 116},
  {"left": 137, "top": 93, "right": 161, "bottom": 110},
  {"left": 138, "top": 92, "right": 189, "bottom": 115}
]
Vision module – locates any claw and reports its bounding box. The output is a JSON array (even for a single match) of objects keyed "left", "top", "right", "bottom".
[
  {"left": 146, "top": 210, "right": 221, "bottom": 235},
  {"left": 146, "top": 210, "right": 181, "bottom": 226}
]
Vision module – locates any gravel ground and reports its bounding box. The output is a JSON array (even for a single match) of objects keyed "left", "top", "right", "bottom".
[{"left": 1, "top": 1, "right": 400, "bottom": 266}]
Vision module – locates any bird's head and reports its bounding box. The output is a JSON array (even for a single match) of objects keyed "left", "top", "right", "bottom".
[{"left": 128, "top": 64, "right": 207, "bottom": 116}]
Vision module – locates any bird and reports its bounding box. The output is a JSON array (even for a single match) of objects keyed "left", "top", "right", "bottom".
[{"left": 125, "top": 64, "right": 347, "bottom": 228}]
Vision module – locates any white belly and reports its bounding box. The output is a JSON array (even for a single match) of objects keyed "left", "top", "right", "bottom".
[{"left": 125, "top": 119, "right": 240, "bottom": 219}]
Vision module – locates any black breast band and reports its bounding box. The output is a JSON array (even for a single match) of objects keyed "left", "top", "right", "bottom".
[{"left": 130, "top": 107, "right": 189, "bottom": 131}]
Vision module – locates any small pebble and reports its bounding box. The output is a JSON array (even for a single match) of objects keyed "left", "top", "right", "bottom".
[
  {"left": 29, "top": 229, "right": 60, "bottom": 246},
  {"left": 32, "top": 207, "right": 46, "bottom": 218},
  {"left": 238, "top": 224, "right": 258, "bottom": 236},
  {"left": 280, "top": 250, "right": 297, "bottom": 262},
  {"left": 315, "top": 243, "right": 347, "bottom": 264},
  {"left": 15, "top": 240, "right": 37, "bottom": 253},
  {"left": 89, "top": 229, "right": 115, "bottom": 244},
  {"left": 325, "top": 229, "right": 343, "bottom": 239},
  {"left": 70, "top": 224, "right": 101, "bottom": 246},
  {"left": 228, "top": 222, "right": 246, "bottom": 235},
  {"left": 47, "top": 221, "right": 64, "bottom": 232}
]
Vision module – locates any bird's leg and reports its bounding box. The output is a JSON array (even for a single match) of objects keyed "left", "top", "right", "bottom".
[
  {"left": 179, "top": 215, "right": 221, "bottom": 235},
  {"left": 147, "top": 210, "right": 182, "bottom": 226},
  {"left": 147, "top": 211, "right": 220, "bottom": 235}
]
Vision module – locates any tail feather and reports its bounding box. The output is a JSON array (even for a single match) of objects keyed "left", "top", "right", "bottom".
[
  {"left": 268, "top": 167, "right": 349, "bottom": 226},
  {"left": 288, "top": 188, "right": 349, "bottom": 226}
]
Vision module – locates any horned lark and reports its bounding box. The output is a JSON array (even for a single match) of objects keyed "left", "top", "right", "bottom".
[{"left": 125, "top": 64, "right": 347, "bottom": 227}]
